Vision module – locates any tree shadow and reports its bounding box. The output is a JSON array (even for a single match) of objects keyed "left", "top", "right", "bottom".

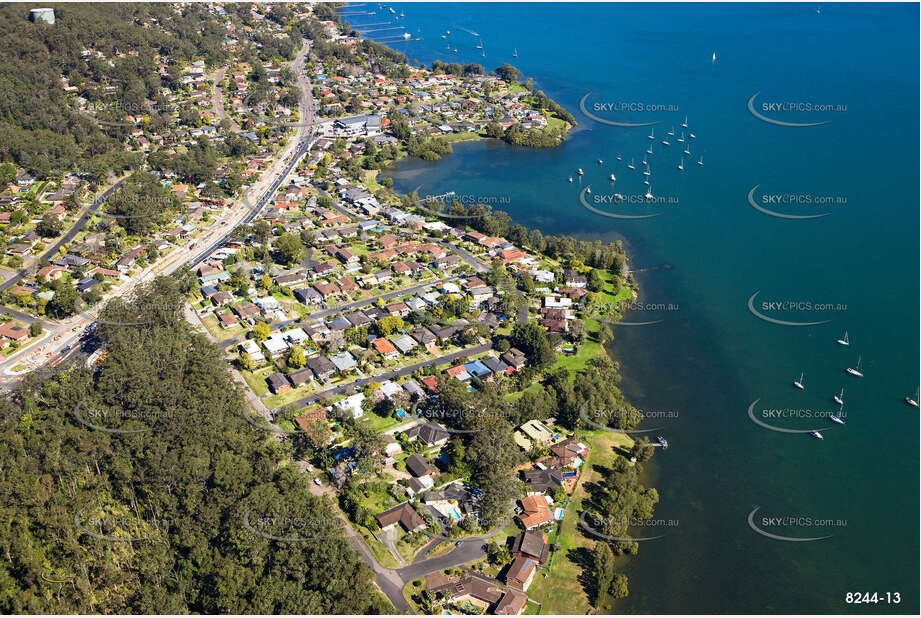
[{"left": 567, "top": 545, "right": 599, "bottom": 605}]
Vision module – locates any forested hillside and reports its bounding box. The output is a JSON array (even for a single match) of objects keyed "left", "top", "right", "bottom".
[{"left": 0, "top": 277, "right": 392, "bottom": 613}]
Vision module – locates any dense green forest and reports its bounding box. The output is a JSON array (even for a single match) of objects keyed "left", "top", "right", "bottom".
[{"left": 0, "top": 278, "right": 392, "bottom": 614}]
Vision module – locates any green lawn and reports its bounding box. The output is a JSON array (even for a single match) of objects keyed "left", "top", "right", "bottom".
[
  {"left": 441, "top": 130, "right": 484, "bottom": 143},
  {"left": 241, "top": 368, "right": 271, "bottom": 397}
]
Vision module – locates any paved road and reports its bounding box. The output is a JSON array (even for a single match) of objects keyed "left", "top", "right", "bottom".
[
  {"left": 439, "top": 240, "right": 488, "bottom": 273},
  {"left": 286, "top": 342, "right": 491, "bottom": 409},
  {"left": 218, "top": 276, "right": 457, "bottom": 349},
  {"left": 0, "top": 178, "right": 126, "bottom": 293},
  {"left": 0, "top": 305, "right": 47, "bottom": 327},
  {"left": 395, "top": 535, "right": 491, "bottom": 581},
  {"left": 210, "top": 66, "right": 241, "bottom": 133}
]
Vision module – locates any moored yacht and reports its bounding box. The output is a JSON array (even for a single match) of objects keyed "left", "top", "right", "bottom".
[
  {"left": 846, "top": 355, "right": 863, "bottom": 377},
  {"left": 837, "top": 330, "right": 849, "bottom": 346},
  {"left": 833, "top": 388, "right": 844, "bottom": 405},
  {"left": 793, "top": 372, "right": 805, "bottom": 390},
  {"left": 809, "top": 430, "right": 824, "bottom": 440},
  {"left": 677, "top": 157, "right": 684, "bottom": 171},
  {"left": 829, "top": 404, "right": 846, "bottom": 425},
  {"left": 627, "top": 158, "right": 636, "bottom": 170}
]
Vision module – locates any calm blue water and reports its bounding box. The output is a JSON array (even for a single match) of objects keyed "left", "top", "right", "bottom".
[{"left": 344, "top": 3, "right": 919, "bottom": 613}]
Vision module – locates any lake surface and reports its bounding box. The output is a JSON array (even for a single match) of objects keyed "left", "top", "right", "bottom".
[{"left": 345, "top": 2, "right": 919, "bottom": 613}]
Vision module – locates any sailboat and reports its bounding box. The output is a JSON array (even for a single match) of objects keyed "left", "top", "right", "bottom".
[
  {"left": 712, "top": 51, "right": 717, "bottom": 63},
  {"left": 648, "top": 128, "right": 655, "bottom": 140},
  {"left": 681, "top": 116, "right": 688, "bottom": 128},
  {"left": 646, "top": 143, "right": 653, "bottom": 155},
  {"left": 598, "top": 159, "right": 603, "bottom": 165},
  {"left": 809, "top": 430, "right": 823, "bottom": 440},
  {"left": 642, "top": 163, "right": 651, "bottom": 176},
  {"left": 906, "top": 388, "right": 919, "bottom": 407},
  {"left": 609, "top": 173, "right": 616, "bottom": 181},
  {"left": 689, "top": 132, "right": 696, "bottom": 139},
  {"left": 697, "top": 155, "right": 704, "bottom": 166},
  {"left": 641, "top": 155, "right": 648, "bottom": 166},
  {"left": 667, "top": 126, "right": 675, "bottom": 136},
  {"left": 661, "top": 136, "right": 670, "bottom": 146},
  {"left": 513, "top": 48, "right": 518, "bottom": 57},
  {"left": 683, "top": 143, "right": 691, "bottom": 156},
  {"left": 586, "top": 186, "right": 591, "bottom": 194},
  {"left": 577, "top": 168, "right": 584, "bottom": 175},
  {"left": 829, "top": 403, "right": 846, "bottom": 425},
  {"left": 677, "top": 157, "right": 684, "bottom": 171},
  {"left": 833, "top": 388, "right": 844, "bottom": 405},
  {"left": 837, "top": 331, "right": 849, "bottom": 346},
  {"left": 677, "top": 131, "right": 685, "bottom": 143},
  {"left": 627, "top": 158, "right": 635, "bottom": 170},
  {"left": 475, "top": 39, "right": 483, "bottom": 49},
  {"left": 616, "top": 153, "right": 622, "bottom": 161},
  {"left": 568, "top": 176, "right": 573, "bottom": 183},
  {"left": 846, "top": 355, "right": 863, "bottom": 377},
  {"left": 793, "top": 372, "right": 805, "bottom": 390},
  {"left": 644, "top": 185, "right": 654, "bottom": 200}
]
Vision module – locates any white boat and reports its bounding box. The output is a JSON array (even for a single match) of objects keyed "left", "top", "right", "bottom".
[
  {"left": 677, "top": 131, "right": 685, "bottom": 143},
  {"left": 833, "top": 388, "right": 844, "bottom": 405},
  {"left": 614, "top": 193, "right": 624, "bottom": 201},
  {"left": 683, "top": 144, "right": 691, "bottom": 156},
  {"left": 577, "top": 168, "right": 584, "bottom": 175},
  {"left": 568, "top": 177, "right": 573, "bottom": 183},
  {"left": 402, "top": 32, "right": 411, "bottom": 39},
  {"left": 829, "top": 404, "right": 846, "bottom": 425},
  {"left": 643, "top": 164, "right": 651, "bottom": 176},
  {"left": 712, "top": 51, "right": 717, "bottom": 63},
  {"left": 646, "top": 143, "right": 653, "bottom": 154},
  {"left": 598, "top": 159, "right": 603, "bottom": 165},
  {"left": 641, "top": 156, "right": 647, "bottom": 166},
  {"left": 661, "top": 138, "right": 670, "bottom": 146},
  {"left": 441, "top": 34, "right": 447, "bottom": 39},
  {"left": 697, "top": 155, "right": 704, "bottom": 166},
  {"left": 846, "top": 355, "right": 863, "bottom": 377},
  {"left": 667, "top": 126, "right": 675, "bottom": 136},
  {"left": 627, "top": 158, "right": 635, "bottom": 170},
  {"left": 677, "top": 157, "right": 684, "bottom": 171},
  {"left": 513, "top": 48, "right": 518, "bottom": 57},
  {"left": 616, "top": 154, "right": 622, "bottom": 161},
  {"left": 645, "top": 185, "right": 654, "bottom": 200},
  {"left": 837, "top": 331, "right": 849, "bottom": 346},
  {"left": 586, "top": 186, "right": 592, "bottom": 194},
  {"left": 681, "top": 116, "right": 688, "bottom": 128},
  {"left": 648, "top": 128, "right": 655, "bottom": 140},
  {"left": 453, "top": 48, "right": 458, "bottom": 53},
  {"left": 643, "top": 177, "right": 649, "bottom": 186},
  {"left": 609, "top": 173, "right": 616, "bottom": 181},
  {"left": 689, "top": 132, "right": 696, "bottom": 139},
  {"left": 793, "top": 372, "right": 805, "bottom": 390},
  {"left": 809, "top": 430, "right": 824, "bottom": 440},
  {"left": 906, "top": 389, "right": 919, "bottom": 407}
]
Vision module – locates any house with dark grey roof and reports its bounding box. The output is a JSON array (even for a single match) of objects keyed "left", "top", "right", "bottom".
[
  {"left": 405, "top": 454, "right": 437, "bottom": 478},
  {"left": 306, "top": 355, "right": 336, "bottom": 380}
]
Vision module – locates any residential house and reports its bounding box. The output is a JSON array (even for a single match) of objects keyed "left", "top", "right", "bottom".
[
  {"left": 516, "top": 494, "right": 553, "bottom": 530},
  {"left": 375, "top": 502, "right": 424, "bottom": 533}
]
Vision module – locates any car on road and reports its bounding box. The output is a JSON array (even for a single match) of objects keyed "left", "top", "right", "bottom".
[{"left": 455, "top": 541, "right": 463, "bottom": 547}]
